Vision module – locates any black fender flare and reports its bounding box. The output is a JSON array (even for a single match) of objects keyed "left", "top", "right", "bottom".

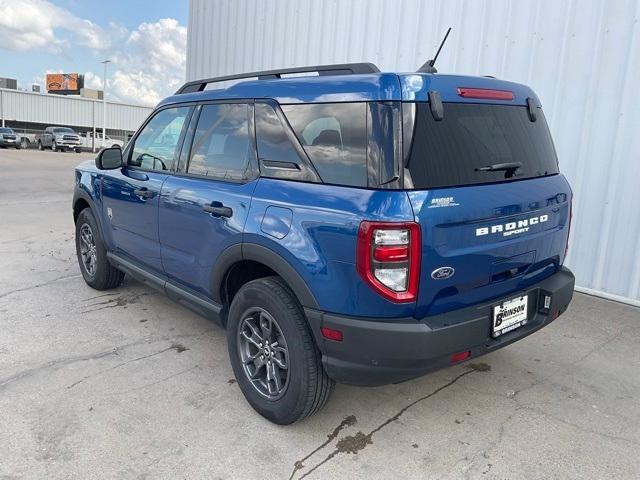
[
  {"left": 72, "top": 187, "right": 109, "bottom": 246},
  {"left": 72, "top": 188, "right": 98, "bottom": 221},
  {"left": 210, "top": 242, "right": 319, "bottom": 310}
]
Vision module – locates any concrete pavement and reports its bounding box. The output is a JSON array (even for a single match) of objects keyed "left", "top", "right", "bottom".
[{"left": 1, "top": 148, "right": 639, "bottom": 479}]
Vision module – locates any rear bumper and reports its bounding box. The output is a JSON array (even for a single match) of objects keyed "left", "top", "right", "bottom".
[{"left": 305, "top": 266, "right": 575, "bottom": 386}]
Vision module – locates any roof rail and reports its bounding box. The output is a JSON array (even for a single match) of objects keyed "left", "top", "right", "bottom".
[{"left": 175, "top": 62, "right": 380, "bottom": 94}]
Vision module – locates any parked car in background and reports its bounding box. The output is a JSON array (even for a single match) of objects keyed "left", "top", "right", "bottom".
[
  {"left": 82, "top": 131, "right": 124, "bottom": 150},
  {"left": 73, "top": 62, "right": 574, "bottom": 424},
  {"left": 0, "top": 127, "right": 19, "bottom": 148},
  {"left": 37, "top": 127, "right": 82, "bottom": 152}
]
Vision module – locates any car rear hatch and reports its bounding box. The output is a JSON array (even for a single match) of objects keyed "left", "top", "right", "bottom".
[{"left": 402, "top": 86, "right": 571, "bottom": 319}]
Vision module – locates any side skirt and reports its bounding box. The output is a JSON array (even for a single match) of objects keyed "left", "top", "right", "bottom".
[{"left": 106, "top": 251, "right": 224, "bottom": 325}]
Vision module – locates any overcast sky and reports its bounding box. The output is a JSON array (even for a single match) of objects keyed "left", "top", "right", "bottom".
[{"left": 0, "top": 0, "right": 188, "bottom": 106}]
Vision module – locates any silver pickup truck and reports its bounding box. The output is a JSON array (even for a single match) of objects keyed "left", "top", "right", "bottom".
[{"left": 37, "top": 127, "right": 82, "bottom": 153}]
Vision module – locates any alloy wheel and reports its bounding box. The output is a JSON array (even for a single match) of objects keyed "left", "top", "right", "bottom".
[
  {"left": 237, "top": 308, "right": 290, "bottom": 399},
  {"left": 79, "top": 223, "right": 97, "bottom": 277}
]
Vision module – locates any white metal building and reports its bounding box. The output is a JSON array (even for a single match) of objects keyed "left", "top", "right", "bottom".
[
  {"left": 0, "top": 88, "right": 152, "bottom": 135},
  {"left": 187, "top": 0, "right": 640, "bottom": 305}
]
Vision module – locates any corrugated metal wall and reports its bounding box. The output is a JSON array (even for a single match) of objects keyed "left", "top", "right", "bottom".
[
  {"left": 0, "top": 88, "right": 152, "bottom": 132},
  {"left": 187, "top": 0, "right": 640, "bottom": 305}
]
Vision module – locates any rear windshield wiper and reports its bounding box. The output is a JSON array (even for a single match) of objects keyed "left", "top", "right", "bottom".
[
  {"left": 475, "top": 162, "right": 522, "bottom": 178},
  {"left": 475, "top": 161, "right": 522, "bottom": 172}
]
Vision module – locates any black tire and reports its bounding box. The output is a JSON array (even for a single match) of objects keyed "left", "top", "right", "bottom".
[
  {"left": 75, "top": 208, "right": 124, "bottom": 290},
  {"left": 75, "top": 148, "right": 82, "bottom": 153},
  {"left": 52, "top": 141, "right": 58, "bottom": 152},
  {"left": 227, "top": 277, "right": 334, "bottom": 424}
]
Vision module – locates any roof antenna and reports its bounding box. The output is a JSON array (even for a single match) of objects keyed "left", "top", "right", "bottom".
[{"left": 418, "top": 27, "right": 452, "bottom": 73}]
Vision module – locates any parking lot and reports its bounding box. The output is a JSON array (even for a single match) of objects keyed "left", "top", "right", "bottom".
[{"left": 1, "top": 148, "right": 639, "bottom": 479}]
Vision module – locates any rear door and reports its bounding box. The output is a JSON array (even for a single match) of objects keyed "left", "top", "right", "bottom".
[
  {"left": 404, "top": 102, "right": 571, "bottom": 318},
  {"left": 159, "top": 102, "right": 258, "bottom": 297},
  {"left": 102, "top": 105, "right": 192, "bottom": 272}
]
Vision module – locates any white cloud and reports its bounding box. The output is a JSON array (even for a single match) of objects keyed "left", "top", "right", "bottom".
[
  {"left": 80, "top": 19, "right": 186, "bottom": 106},
  {"left": 0, "top": 0, "right": 109, "bottom": 52},
  {"left": 0, "top": 1, "right": 186, "bottom": 107}
]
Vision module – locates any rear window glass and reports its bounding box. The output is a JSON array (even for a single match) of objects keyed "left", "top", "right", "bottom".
[
  {"left": 255, "top": 103, "right": 304, "bottom": 164},
  {"left": 282, "top": 103, "right": 367, "bottom": 187},
  {"left": 405, "top": 103, "right": 559, "bottom": 189}
]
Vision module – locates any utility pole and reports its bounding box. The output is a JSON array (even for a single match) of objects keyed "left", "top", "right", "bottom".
[{"left": 101, "top": 60, "right": 111, "bottom": 148}]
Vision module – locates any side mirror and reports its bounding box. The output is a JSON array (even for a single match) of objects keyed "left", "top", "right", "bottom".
[{"left": 95, "top": 147, "right": 123, "bottom": 170}]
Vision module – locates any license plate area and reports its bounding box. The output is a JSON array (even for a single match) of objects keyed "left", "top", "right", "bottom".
[{"left": 492, "top": 295, "right": 528, "bottom": 338}]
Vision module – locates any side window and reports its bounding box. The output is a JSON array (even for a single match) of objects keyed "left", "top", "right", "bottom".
[
  {"left": 130, "top": 106, "right": 190, "bottom": 171},
  {"left": 187, "top": 103, "right": 252, "bottom": 180},
  {"left": 281, "top": 103, "right": 367, "bottom": 187},
  {"left": 255, "top": 103, "right": 304, "bottom": 164}
]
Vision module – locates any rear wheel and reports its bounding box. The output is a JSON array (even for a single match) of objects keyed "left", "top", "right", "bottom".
[
  {"left": 75, "top": 208, "right": 124, "bottom": 290},
  {"left": 227, "top": 277, "right": 334, "bottom": 424}
]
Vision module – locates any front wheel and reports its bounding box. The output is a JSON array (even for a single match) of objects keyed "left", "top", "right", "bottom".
[
  {"left": 75, "top": 208, "right": 124, "bottom": 290},
  {"left": 227, "top": 277, "right": 334, "bottom": 424},
  {"left": 52, "top": 141, "right": 58, "bottom": 152},
  {"left": 75, "top": 148, "right": 82, "bottom": 153}
]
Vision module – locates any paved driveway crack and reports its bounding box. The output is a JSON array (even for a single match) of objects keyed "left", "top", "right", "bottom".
[
  {"left": 0, "top": 274, "right": 80, "bottom": 300},
  {"left": 292, "top": 366, "right": 483, "bottom": 479}
]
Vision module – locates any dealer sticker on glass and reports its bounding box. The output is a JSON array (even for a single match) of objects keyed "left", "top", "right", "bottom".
[{"left": 492, "top": 295, "right": 528, "bottom": 338}]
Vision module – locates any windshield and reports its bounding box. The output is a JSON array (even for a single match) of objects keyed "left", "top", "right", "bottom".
[
  {"left": 53, "top": 127, "right": 75, "bottom": 133},
  {"left": 404, "top": 103, "right": 559, "bottom": 189},
  {"left": 0, "top": 128, "right": 13, "bottom": 134}
]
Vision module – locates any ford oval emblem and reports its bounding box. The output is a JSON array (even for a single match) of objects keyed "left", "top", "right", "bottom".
[{"left": 431, "top": 266, "right": 455, "bottom": 280}]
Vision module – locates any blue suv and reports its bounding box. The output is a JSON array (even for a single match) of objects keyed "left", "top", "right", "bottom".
[{"left": 73, "top": 63, "right": 574, "bottom": 424}]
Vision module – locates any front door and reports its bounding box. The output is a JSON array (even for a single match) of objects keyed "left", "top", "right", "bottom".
[
  {"left": 102, "top": 105, "right": 192, "bottom": 272},
  {"left": 159, "top": 102, "right": 258, "bottom": 296}
]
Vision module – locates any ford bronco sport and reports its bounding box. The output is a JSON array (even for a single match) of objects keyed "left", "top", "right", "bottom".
[{"left": 73, "top": 62, "right": 574, "bottom": 424}]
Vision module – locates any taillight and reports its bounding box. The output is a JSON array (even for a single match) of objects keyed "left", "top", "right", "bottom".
[
  {"left": 357, "top": 221, "right": 421, "bottom": 302},
  {"left": 564, "top": 197, "right": 573, "bottom": 259},
  {"left": 457, "top": 87, "right": 514, "bottom": 101}
]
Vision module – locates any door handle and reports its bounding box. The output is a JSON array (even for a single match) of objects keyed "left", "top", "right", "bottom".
[
  {"left": 203, "top": 203, "right": 233, "bottom": 218},
  {"left": 133, "top": 188, "right": 153, "bottom": 199}
]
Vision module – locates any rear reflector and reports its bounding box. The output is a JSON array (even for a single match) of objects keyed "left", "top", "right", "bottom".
[
  {"left": 457, "top": 87, "right": 514, "bottom": 101},
  {"left": 450, "top": 351, "right": 471, "bottom": 363},
  {"left": 321, "top": 327, "right": 343, "bottom": 342},
  {"left": 373, "top": 245, "right": 409, "bottom": 262}
]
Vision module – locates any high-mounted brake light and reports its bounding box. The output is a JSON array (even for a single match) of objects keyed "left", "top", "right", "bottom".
[
  {"left": 457, "top": 87, "right": 514, "bottom": 101},
  {"left": 357, "top": 221, "right": 421, "bottom": 302}
]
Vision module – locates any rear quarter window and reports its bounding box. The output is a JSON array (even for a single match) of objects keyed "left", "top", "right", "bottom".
[
  {"left": 282, "top": 103, "right": 368, "bottom": 187},
  {"left": 405, "top": 103, "right": 559, "bottom": 189}
]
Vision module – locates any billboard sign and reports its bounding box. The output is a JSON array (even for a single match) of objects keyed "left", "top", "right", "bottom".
[{"left": 46, "top": 73, "right": 84, "bottom": 94}]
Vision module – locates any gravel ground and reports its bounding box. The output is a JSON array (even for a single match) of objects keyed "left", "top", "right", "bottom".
[{"left": 1, "top": 148, "right": 639, "bottom": 479}]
